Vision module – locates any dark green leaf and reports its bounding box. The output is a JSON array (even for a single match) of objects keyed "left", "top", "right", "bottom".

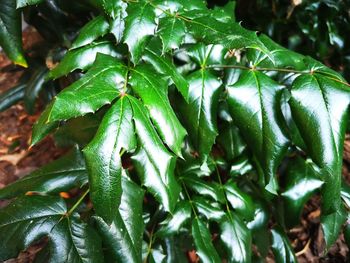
[
  {"left": 227, "top": 70, "right": 289, "bottom": 193},
  {"left": 0, "top": 147, "right": 87, "bottom": 199},
  {"left": 46, "top": 54, "right": 127, "bottom": 122},
  {"left": 156, "top": 201, "right": 191, "bottom": 237},
  {"left": 84, "top": 97, "right": 136, "bottom": 224},
  {"left": 281, "top": 157, "right": 323, "bottom": 227},
  {"left": 321, "top": 207, "right": 347, "bottom": 249},
  {"left": 16, "top": 0, "right": 43, "bottom": 8},
  {"left": 109, "top": 1, "right": 127, "bottom": 42},
  {"left": 193, "top": 196, "right": 225, "bottom": 221},
  {"left": 48, "top": 41, "right": 119, "bottom": 79},
  {"left": 71, "top": 16, "right": 110, "bottom": 50},
  {"left": 0, "top": 83, "right": 25, "bottom": 112},
  {"left": 289, "top": 73, "right": 350, "bottom": 247},
  {"left": 123, "top": 2, "right": 156, "bottom": 63},
  {"left": 143, "top": 46, "right": 189, "bottom": 101},
  {"left": 271, "top": 227, "right": 297, "bottom": 263},
  {"left": 94, "top": 176, "right": 144, "bottom": 263},
  {"left": 192, "top": 218, "right": 221, "bottom": 263},
  {"left": 225, "top": 180, "right": 255, "bottom": 221},
  {"left": 129, "top": 96, "right": 180, "bottom": 212},
  {"left": 220, "top": 213, "right": 252, "bottom": 263},
  {"left": 176, "top": 69, "right": 222, "bottom": 159},
  {"left": 0, "top": 0, "right": 27, "bottom": 67},
  {"left": 0, "top": 196, "right": 104, "bottom": 262},
  {"left": 130, "top": 65, "right": 186, "bottom": 156},
  {"left": 24, "top": 67, "right": 48, "bottom": 114},
  {"left": 158, "top": 16, "right": 186, "bottom": 52}
]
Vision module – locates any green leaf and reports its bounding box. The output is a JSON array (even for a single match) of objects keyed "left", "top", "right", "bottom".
[
  {"left": 156, "top": 201, "right": 192, "bottom": 237},
  {"left": 16, "top": 0, "right": 43, "bottom": 8},
  {"left": 185, "top": 14, "right": 270, "bottom": 57},
  {"left": 46, "top": 54, "right": 127, "bottom": 122},
  {"left": 0, "top": 147, "right": 87, "bottom": 199},
  {"left": 193, "top": 196, "right": 225, "bottom": 221},
  {"left": 227, "top": 70, "right": 289, "bottom": 194},
  {"left": 84, "top": 97, "right": 136, "bottom": 224},
  {"left": 123, "top": 2, "right": 156, "bottom": 64},
  {"left": 109, "top": 1, "right": 127, "bottom": 42},
  {"left": 48, "top": 41, "right": 119, "bottom": 79},
  {"left": 220, "top": 213, "right": 252, "bottom": 263},
  {"left": 289, "top": 74, "right": 350, "bottom": 215},
  {"left": 158, "top": 16, "right": 186, "bottom": 52},
  {"left": 130, "top": 65, "right": 186, "bottom": 156},
  {"left": 24, "top": 67, "right": 48, "bottom": 114},
  {"left": 94, "top": 176, "right": 144, "bottom": 263},
  {"left": 271, "top": 227, "right": 297, "bottom": 263},
  {"left": 321, "top": 207, "right": 347, "bottom": 249},
  {"left": 163, "top": 237, "right": 189, "bottom": 263},
  {"left": 281, "top": 157, "right": 323, "bottom": 227},
  {"left": 0, "top": 196, "right": 104, "bottom": 262},
  {"left": 71, "top": 16, "right": 110, "bottom": 50},
  {"left": 0, "top": 83, "right": 25, "bottom": 112},
  {"left": 129, "top": 96, "right": 180, "bottom": 212},
  {"left": 143, "top": 46, "right": 189, "bottom": 101},
  {"left": 224, "top": 180, "right": 255, "bottom": 221},
  {"left": 192, "top": 218, "right": 221, "bottom": 263},
  {"left": 97, "top": 0, "right": 125, "bottom": 20},
  {"left": 0, "top": 0, "right": 27, "bottom": 67},
  {"left": 176, "top": 69, "right": 222, "bottom": 159},
  {"left": 182, "top": 176, "right": 225, "bottom": 203}
]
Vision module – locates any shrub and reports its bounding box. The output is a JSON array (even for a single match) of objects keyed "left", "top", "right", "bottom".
[{"left": 1, "top": 0, "right": 350, "bottom": 262}]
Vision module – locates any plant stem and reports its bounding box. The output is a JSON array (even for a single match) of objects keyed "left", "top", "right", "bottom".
[
  {"left": 180, "top": 179, "right": 198, "bottom": 218},
  {"left": 67, "top": 188, "right": 90, "bottom": 216}
]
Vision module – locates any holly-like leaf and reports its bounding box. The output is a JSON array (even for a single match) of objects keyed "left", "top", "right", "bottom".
[
  {"left": 143, "top": 46, "right": 189, "bottom": 101},
  {"left": 157, "top": 16, "right": 186, "bottom": 52},
  {"left": 176, "top": 69, "right": 222, "bottom": 159},
  {"left": 281, "top": 157, "right": 323, "bottom": 227},
  {"left": 0, "top": 83, "right": 26, "bottom": 112},
  {"left": 129, "top": 96, "right": 180, "bottom": 212},
  {"left": 289, "top": 73, "right": 350, "bottom": 247},
  {"left": 24, "top": 67, "right": 48, "bottom": 114},
  {"left": 227, "top": 70, "right": 289, "bottom": 194},
  {"left": 0, "top": 147, "right": 87, "bottom": 199},
  {"left": 220, "top": 213, "right": 252, "bottom": 263},
  {"left": 46, "top": 54, "right": 127, "bottom": 122},
  {"left": 192, "top": 218, "right": 221, "bottom": 263},
  {"left": 0, "top": 0, "right": 27, "bottom": 67},
  {"left": 156, "top": 201, "right": 192, "bottom": 237},
  {"left": 271, "top": 227, "right": 297, "bottom": 263},
  {"left": 48, "top": 41, "right": 119, "bottom": 79},
  {"left": 130, "top": 65, "right": 186, "bottom": 156},
  {"left": 224, "top": 180, "right": 255, "bottom": 221},
  {"left": 193, "top": 196, "right": 225, "bottom": 221},
  {"left": 0, "top": 196, "right": 104, "bottom": 263},
  {"left": 94, "top": 176, "right": 144, "bottom": 263},
  {"left": 123, "top": 2, "right": 156, "bottom": 64},
  {"left": 71, "top": 16, "right": 110, "bottom": 50},
  {"left": 109, "top": 1, "right": 127, "bottom": 42},
  {"left": 83, "top": 97, "right": 136, "bottom": 224}
]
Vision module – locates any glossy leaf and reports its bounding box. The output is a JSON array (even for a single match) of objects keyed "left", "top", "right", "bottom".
[
  {"left": 71, "top": 16, "right": 110, "bottom": 50},
  {"left": 129, "top": 96, "right": 180, "bottom": 212},
  {"left": 130, "top": 65, "right": 186, "bottom": 156},
  {"left": 0, "top": 0, "right": 27, "bottom": 67},
  {"left": 0, "top": 147, "right": 87, "bottom": 199},
  {"left": 123, "top": 2, "right": 156, "bottom": 63},
  {"left": 109, "top": 1, "right": 127, "bottom": 42},
  {"left": 192, "top": 218, "right": 221, "bottom": 263},
  {"left": 143, "top": 46, "right": 189, "bottom": 101},
  {"left": 94, "top": 176, "right": 144, "bottom": 263},
  {"left": 220, "top": 213, "right": 252, "bottom": 263},
  {"left": 158, "top": 16, "right": 186, "bottom": 52},
  {"left": 84, "top": 97, "right": 136, "bottom": 224},
  {"left": 48, "top": 41, "right": 119, "bottom": 79},
  {"left": 227, "top": 70, "right": 289, "bottom": 193},
  {"left": 281, "top": 157, "right": 323, "bottom": 227},
  {"left": 0, "top": 83, "right": 25, "bottom": 112},
  {"left": 24, "top": 67, "right": 48, "bottom": 114},
  {"left": 225, "top": 180, "right": 255, "bottom": 221},
  {"left": 193, "top": 196, "right": 225, "bottom": 221},
  {"left": 289, "top": 73, "right": 350, "bottom": 247},
  {"left": 156, "top": 201, "right": 192, "bottom": 237},
  {"left": 46, "top": 54, "right": 127, "bottom": 122},
  {"left": 271, "top": 227, "right": 297, "bottom": 263},
  {"left": 0, "top": 196, "right": 104, "bottom": 262},
  {"left": 177, "top": 70, "right": 222, "bottom": 159}
]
